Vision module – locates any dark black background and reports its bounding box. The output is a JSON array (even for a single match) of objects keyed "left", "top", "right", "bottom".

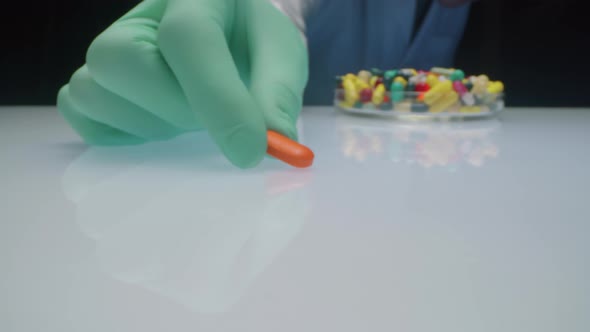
[{"left": 1, "top": 0, "right": 588, "bottom": 106}]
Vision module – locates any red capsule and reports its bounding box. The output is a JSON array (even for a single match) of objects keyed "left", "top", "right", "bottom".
[
  {"left": 360, "top": 88, "right": 373, "bottom": 103},
  {"left": 415, "top": 82, "right": 430, "bottom": 92},
  {"left": 374, "top": 77, "right": 384, "bottom": 87}
]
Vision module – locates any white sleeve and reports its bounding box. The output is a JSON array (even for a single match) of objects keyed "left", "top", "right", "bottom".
[{"left": 268, "top": 0, "right": 314, "bottom": 41}]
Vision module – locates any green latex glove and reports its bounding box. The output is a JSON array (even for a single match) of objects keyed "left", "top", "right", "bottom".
[{"left": 57, "top": 0, "right": 308, "bottom": 168}]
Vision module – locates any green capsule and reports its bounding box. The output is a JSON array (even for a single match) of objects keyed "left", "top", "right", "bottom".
[
  {"left": 384, "top": 70, "right": 399, "bottom": 91},
  {"left": 391, "top": 81, "right": 405, "bottom": 91},
  {"left": 371, "top": 68, "right": 384, "bottom": 77},
  {"left": 450, "top": 69, "right": 465, "bottom": 81},
  {"left": 384, "top": 70, "right": 398, "bottom": 80},
  {"left": 391, "top": 81, "right": 405, "bottom": 102}
]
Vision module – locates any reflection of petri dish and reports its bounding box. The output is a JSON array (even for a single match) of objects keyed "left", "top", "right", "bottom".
[
  {"left": 336, "top": 117, "right": 503, "bottom": 135},
  {"left": 334, "top": 90, "right": 505, "bottom": 120},
  {"left": 336, "top": 117, "right": 502, "bottom": 167}
]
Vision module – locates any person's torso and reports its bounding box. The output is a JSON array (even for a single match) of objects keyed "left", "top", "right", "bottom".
[{"left": 304, "top": 0, "right": 471, "bottom": 104}]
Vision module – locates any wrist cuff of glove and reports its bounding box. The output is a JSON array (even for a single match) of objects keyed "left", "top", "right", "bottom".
[{"left": 268, "top": 0, "right": 310, "bottom": 44}]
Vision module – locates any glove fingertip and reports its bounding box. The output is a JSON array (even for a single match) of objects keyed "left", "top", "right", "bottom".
[
  {"left": 217, "top": 124, "right": 267, "bottom": 169},
  {"left": 269, "top": 117, "right": 299, "bottom": 142}
]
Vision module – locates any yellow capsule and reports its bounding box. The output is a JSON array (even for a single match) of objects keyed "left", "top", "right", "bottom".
[
  {"left": 343, "top": 73, "right": 356, "bottom": 82},
  {"left": 426, "top": 74, "right": 439, "bottom": 88},
  {"left": 357, "top": 70, "right": 372, "bottom": 84},
  {"left": 340, "top": 97, "right": 357, "bottom": 108},
  {"left": 342, "top": 76, "right": 356, "bottom": 89},
  {"left": 431, "top": 67, "right": 454, "bottom": 76},
  {"left": 343, "top": 78, "right": 355, "bottom": 90},
  {"left": 394, "top": 101, "right": 412, "bottom": 112},
  {"left": 471, "top": 83, "right": 485, "bottom": 94},
  {"left": 448, "top": 103, "right": 461, "bottom": 113},
  {"left": 370, "top": 76, "right": 379, "bottom": 88},
  {"left": 471, "top": 75, "right": 490, "bottom": 94},
  {"left": 355, "top": 79, "right": 370, "bottom": 91},
  {"left": 394, "top": 76, "right": 407, "bottom": 87},
  {"left": 478, "top": 74, "right": 490, "bottom": 83},
  {"left": 400, "top": 68, "right": 418, "bottom": 76},
  {"left": 429, "top": 91, "right": 459, "bottom": 113},
  {"left": 424, "top": 80, "right": 452, "bottom": 105},
  {"left": 459, "top": 106, "right": 482, "bottom": 114},
  {"left": 339, "top": 101, "right": 353, "bottom": 108},
  {"left": 372, "top": 83, "right": 386, "bottom": 105},
  {"left": 487, "top": 81, "right": 504, "bottom": 94},
  {"left": 342, "top": 79, "right": 359, "bottom": 107}
]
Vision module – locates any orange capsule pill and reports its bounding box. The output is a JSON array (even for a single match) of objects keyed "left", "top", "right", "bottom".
[
  {"left": 417, "top": 91, "right": 426, "bottom": 102},
  {"left": 267, "top": 131, "right": 315, "bottom": 168}
]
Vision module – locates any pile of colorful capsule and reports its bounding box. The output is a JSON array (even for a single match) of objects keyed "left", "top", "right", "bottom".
[{"left": 335, "top": 67, "right": 505, "bottom": 115}]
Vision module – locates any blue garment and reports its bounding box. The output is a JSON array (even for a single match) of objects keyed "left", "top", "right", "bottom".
[{"left": 304, "top": 0, "right": 471, "bottom": 105}]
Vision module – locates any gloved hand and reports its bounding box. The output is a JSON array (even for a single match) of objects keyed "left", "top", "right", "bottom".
[{"left": 57, "top": 0, "right": 308, "bottom": 168}]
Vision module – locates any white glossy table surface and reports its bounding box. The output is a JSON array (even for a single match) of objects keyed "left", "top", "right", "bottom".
[{"left": 1, "top": 106, "right": 589, "bottom": 332}]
